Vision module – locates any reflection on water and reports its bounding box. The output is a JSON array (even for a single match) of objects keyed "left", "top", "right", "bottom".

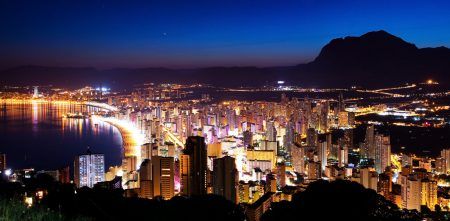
[{"left": 0, "top": 102, "right": 123, "bottom": 170}]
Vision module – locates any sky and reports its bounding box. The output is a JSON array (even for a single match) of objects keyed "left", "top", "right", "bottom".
[{"left": 1, "top": 0, "right": 450, "bottom": 69}]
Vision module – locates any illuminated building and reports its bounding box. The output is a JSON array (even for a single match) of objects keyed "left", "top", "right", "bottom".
[
  {"left": 402, "top": 154, "right": 413, "bottom": 167},
  {"left": 139, "top": 159, "right": 153, "bottom": 199},
  {"left": 307, "top": 161, "right": 321, "bottom": 180},
  {"left": 291, "top": 145, "right": 305, "bottom": 174},
  {"left": 284, "top": 121, "right": 295, "bottom": 152},
  {"left": 207, "top": 143, "right": 222, "bottom": 158},
  {"left": 440, "top": 148, "right": 450, "bottom": 173},
  {"left": 344, "top": 129, "right": 354, "bottom": 150},
  {"left": 306, "top": 128, "right": 317, "bottom": 147},
  {"left": 212, "top": 156, "right": 238, "bottom": 203},
  {"left": 338, "top": 111, "right": 349, "bottom": 127},
  {"left": 378, "top": 173, "right": 392, "bottom": 198},
  {"left": 265, "top": 174, "right": 277, "bottom": 193},
  {"left": 277, "top": 163, "right": 286, "bottom": 188},
  {"left": 265, "top": 121, "right": 276, "bottom": 142},
  {"left": 404, "top": 178, "right": 421, "bottom": 211},
  {"left": 374, "top": 134, "right": 391, "bottom": 174},
  {"left": 239, "top": 182, "right": 250, "bottom": 203},
  {"left": 361, "top": 125, "right": 375, "bottom": 160},
  {"left": 317, "top": 141, "right": 328, "bottom": 172},
  {"left": 181, "top": 136, "right": 208, "bottom": 196},
  {"left": 152, "top": 156, "right": 175, "bottom": 200},
  {"left": 74, "top": 150, "right": 105, "bottom": 188},
  {"left": 243, "top": 130, "right": 253, "bottom": 147},
  {"left": 141, "top": 143, "right": 156, "bottom": 160},
  {"left": 122, "top": 156, "right": 137, "bottom": 173},
  {"left": 245, "top": 192, "right": 274, "bottom": 221},
  {"left": 435, "top": 157, "right": 446, "bottom": 174},
  {"left": 337, "top": 142, "right": 348, "bottom": 167},
  {"left": 138, "top": 156, "right": 175, "bottom": 200},
  {"left": 247, "top": 149, "right": 276, "bottom": 170},
  {"left": 359, "top": 168, "right": 377, "bottom": 191},
  {"left": 421, "top": 179, "right": 438, "bottom": 211}
]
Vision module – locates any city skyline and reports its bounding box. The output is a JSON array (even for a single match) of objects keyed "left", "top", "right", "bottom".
[{"left": 1, "top": 1, "right": 450, "bottom": 221}]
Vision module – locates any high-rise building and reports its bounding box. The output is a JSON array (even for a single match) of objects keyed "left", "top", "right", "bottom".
[
  {"left": 291, "top": 145, "right": 305, "bottom": 174},
  {"left": 404, "top": 178, "right": 421, "bottom": 211},
  {"left": 284, "top": 121, "right": 295, "bottom": 152},
  {"left": 181, "top": 136, "right": 208, "bottom": 196},
  {"left": 238, "top": 182, "right": 250, "bottom": 203},
  {"left": 265, "top": 174, "right": 277, "bottom": 193},
  {"left": 74, "top": 150, "right": 105, "bottom": 188},
  {"left": 139, "top": 156, "right": 175, "bottom": 200},
  {"left": 338, "top": 111, "right": 349, "bottom": 128},
  {"left": 360, "top": 168, "right": 377, "bottom": 191},
  {"left": 435, "top": 157, "right": 446, "bottom": 174},
  {"left": 122, "top": 156, "right": 137, "bottom": 173},
  {"left": 421, "top": 179, "right": 438, "bottom": 211},
  {"left": 277, "top": 163, "right": 286, "bottom": 188},
  {"left": 375, "top": 134, "right": 391, "bottom": 174},
  {"left": 152, "top": 156, "right": 175, "bottom": 200},
  {"left": 139, "top": 159, "right": 153, "bottom": 199},
  {"left": 317, "top": 141, "right": 328, "bottom": 172},
  {"left": 361, "top": 125, "right": 375, "bottom": 159},
  {"left": 338, "top": 92, "right": 345, "bottom": 113},
  {"left": 378, "top": 172, "right": 392, "bottom": 198},
  {"left": 243, "top": 130, "right": 253, "bottom": 147},
  {"left": 141, "top": 143, "right": 156, "bottom": 160},
  {"left": 440, "top": 148, "right": 450, "bottom": 174},
  {"left": 344, "top": 129, "right": 354, "bottom": 150},
  {"left": 307, "top": 161, "right": 321, "bottom": 180},
  {"left": 212, "top": 156, "right": 238, "bottom": 203},
  {"left": 306, "top": 128, "right": 317, "bottom": 147},
  {"left": 266, "top": 121, "right": 277, "bottom": 142},
  {"left": 337, "top": 144, "right": 348, "bottom": 167}
]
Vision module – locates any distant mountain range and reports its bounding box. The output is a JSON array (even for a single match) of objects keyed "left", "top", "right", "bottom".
[{"left": 2, "top": 30, "right": 450, "bottom": 89}]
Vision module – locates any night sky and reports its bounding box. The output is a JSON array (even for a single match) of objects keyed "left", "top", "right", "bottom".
[{"left": 1, "top": 0, "right": 450, "bottom": 69}]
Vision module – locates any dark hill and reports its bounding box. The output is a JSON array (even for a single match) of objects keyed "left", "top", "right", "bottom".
[{"left": 299, "top": 30, "right": 450, "bottom": 87}]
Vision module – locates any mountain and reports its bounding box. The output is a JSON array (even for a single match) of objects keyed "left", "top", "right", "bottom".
[
  {"left": 299, "top": 30, "right": 450, "bottom": 87},
  {"left": 1, "top": 30, "right": 450, "bottom": 89}
]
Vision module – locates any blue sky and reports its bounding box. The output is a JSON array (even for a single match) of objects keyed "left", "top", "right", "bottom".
[{"left": 1, "top": 0, "right": 450, "bottom": 68}]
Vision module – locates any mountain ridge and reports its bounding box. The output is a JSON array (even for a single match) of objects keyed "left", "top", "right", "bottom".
[{"left": 2, "top": 30, "right": 449, "bottom": 89}]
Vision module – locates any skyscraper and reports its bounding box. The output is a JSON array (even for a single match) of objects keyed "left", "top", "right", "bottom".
[
  {"left": 139, "top": 156, "right": 175, "bottom": 200},
  {"left": 361, "top": 125, "right": 375, "bottom": 159},
  {"left": 266, "top": 121, "right": 277, "bottom": 142},
  {"left": 291, "top": 145, "right": 305, "bottom": 174},
  {"left": 317, "top": 141, "right": 328, "bottom": 172},
  {"left": 139, "top": 159, "right": 153, "bottom": 199},
  {"left": 375, "top": 134, "right": 391, "bottom": 174},
  {"left": 212, "top": 156, "right": 238, "bottom": 203},
  {"left": 404, "top": 178, "right": 421, "bottom": 211},
  {"left": 421, "top": 179, "right": 438, "bottom": 211},
  {"left": 440, "top": 148, "right": 450, "bottom": 173},
  {"left": 74, "top": 150, "right": 105, "bottom": 188},
  {"left": 181, "top": 136, "right": 208, "bottom": 196},
  {"left": 306, "top": 128, "right": 317, "bottom": 147},
  {"left": 152, "top": 156, "right": 175, "bottom": 200}
]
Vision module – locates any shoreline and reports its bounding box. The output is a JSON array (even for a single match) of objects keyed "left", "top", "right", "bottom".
[{"left": 91, "top": 115, "right": 145, "bottom": 162}]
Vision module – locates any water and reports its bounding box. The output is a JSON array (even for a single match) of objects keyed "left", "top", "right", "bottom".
[{"left": 0, "top": 102, "right": 123, "bottom": 171}]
